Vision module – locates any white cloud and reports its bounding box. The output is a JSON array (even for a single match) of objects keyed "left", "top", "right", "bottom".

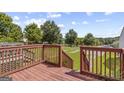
[
  {"left": 72, "top": 21, "right": 76, "bottom": 25},
  {"left": 96, "top": 19, "right": 108, "bottom": 22},
  {"left": 86, "top": 12, "right": 93, "bottom": 16},
  {"left": 24, "top": 18, "right": 46, "bottom": 27},
  {"left": 13, "top": 16, "right": 20, "bottom": 21},
  {"left": 13, "top": 16, "right": 20, "bottom": 25},
  {"left": 82, "top": 21, "right": 88, "bottom": 24},
  {"left": 58, "top": 24, "right": 65, "bottom": 28},
  {"left": 25, "top": 16, "right": 29, "bottom": 19},
  {"left": 119, "top": 25, "right": 124, "bottom": 30},
  {"left": 104, "top": 12, "right": 113, "bottom": 15},
  {"left": 47, "top": 13, "right": 61, "bottom": 18},
  {"left": 12, "top": 21, "right": 20, "bottom": 25}
]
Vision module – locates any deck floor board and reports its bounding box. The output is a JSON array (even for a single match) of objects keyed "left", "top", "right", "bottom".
[{"left": 9, "top": 62, "right": 97, "bottom": 81}]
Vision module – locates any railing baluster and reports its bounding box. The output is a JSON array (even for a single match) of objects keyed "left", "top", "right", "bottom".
[
  {"left": 52, "top": 47, "right": 53, "bottom": 63},
  {"left": 114, "top": 52, "right": 116, "bottom": 78},
  {"left": 2, "top": 50, "right": 5, "bottom": 73},
  {"left": 5, "top": 50, "right": 7, "bottom": 73},
  {"left": 120, "top": 53, "right": 122, "bottom": 80},
  {"left": 109, "top": 51, "right": 111, "bottom": 78},
  {"left": 100, "top": 50, "right": 102, "bottom": 75},
  {"left": 9, "top": 50, "right": 11, "bottom": 72},
  {"left": 15, "top": 49, "right": 17, "bottom": 70},
  {"left": 0, "top": 50, "right": 1, "bottom": 75},
  {"left": 21, "top": 48, "right": 23, "bottom": 68},
  {"left": 84, "top": 49, "right": 86, "bottom": 71},
  {"left": 92, "top": 50, "right": 94, "bottom": 73},
  {"left": 50, "top": 47, "right": 52, "bottom": 62},
  {"left": 37, "top": 47, "right": 39, "bottom": 62},
  {"left": 2, "top": 50, "right": 4, "bottom": 74},
  {"left": 96, "top": 51, "right": 98, "bottom": 74},
  {"left": 12, "top": 49, "right": 14, "bottom": 70},
  {"left": 104, "top": 51, "right": 106, "bottom": 77},
  {"left": 24, "top": 48, "right": 27, "bottom": 67},
  {"left": 18, "top": 48, "right": 20, "bottom": 69},
  {"left": 88, "top": 50, "right": 90, "bottom": 63},
  {"left": 80, "top": 47, "right": 83, "bottom": 72}
]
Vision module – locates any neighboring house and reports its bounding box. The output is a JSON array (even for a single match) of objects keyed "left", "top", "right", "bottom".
[{"left": 119, "top": 27, "right": 124, "bottom": 48}]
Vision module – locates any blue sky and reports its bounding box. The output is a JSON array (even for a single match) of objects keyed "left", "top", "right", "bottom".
[{"left": 6, "top": 12, "right": 124, "bottom": 38}]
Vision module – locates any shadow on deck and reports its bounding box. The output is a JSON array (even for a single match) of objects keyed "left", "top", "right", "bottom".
[{"left": 8, "top": 62, "right": 97, "bottom": 81}]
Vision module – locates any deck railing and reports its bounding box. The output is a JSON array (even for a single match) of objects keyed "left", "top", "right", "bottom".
[
  {"left": 0, "top": 44, "right": 66, "bottom": 77},
  {"left": 80, "top": 46, "right": 124, "bottom": 80},
  {"left": 43, "top": 44, "right": 62, "bottom": 67},
  {"left": 0, "top": 45, "right": 43, "bottom": 77},
  {"left": 62, "top": 50, "right": 73, "bottom": 69}
]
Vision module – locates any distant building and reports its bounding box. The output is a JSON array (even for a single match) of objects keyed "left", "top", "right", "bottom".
[{"left": 119, "top": 27, "right": 124, "bottom": 48}]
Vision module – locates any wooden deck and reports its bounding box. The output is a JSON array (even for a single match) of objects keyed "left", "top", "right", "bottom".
[{"left": 9, "top": 62, "right": 97, "bottom": 81}]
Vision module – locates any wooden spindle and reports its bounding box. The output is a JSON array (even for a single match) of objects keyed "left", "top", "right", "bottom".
[
  {"left": 92, "top": 50, "right": 94, "bottom": 73},
  {"left": 120, "top": 53, "right": 122, "bottom": 80},
  {"left": 96, "top": 51, "right": 98, "bottom": 74},
  {"left": 114, "top": 52, "right": 116, "bottom": 78},
  {"left": 100, "top": 51, "right": 102, "bottom": 75},
  {"left": 80, "top": 47, "right": 83, "bottom": 73},
  {"left": 109, "top": 52, "right": 111, "bottom": 78},
  {"left": 104, "top": 51, "right": 106, "bottom": 76}
]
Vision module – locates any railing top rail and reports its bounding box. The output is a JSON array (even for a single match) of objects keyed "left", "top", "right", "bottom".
[
  {"left": 43, "top": 44, "right": 61, "bottom": 47},
  {"left": 80, "top": 46, "right": 123, "bottom": 53},
  {"left": 0, "top": 44, "right": 43, "bottom": 50}
]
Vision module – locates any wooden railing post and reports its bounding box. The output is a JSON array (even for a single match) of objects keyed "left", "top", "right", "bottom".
[{"left": 59, "top": 45, "right": 62, "bottom": 67}]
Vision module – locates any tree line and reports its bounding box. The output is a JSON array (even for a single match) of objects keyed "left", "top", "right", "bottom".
[{"left": 0, "top": 13, "right": 119, "bottom": 46}]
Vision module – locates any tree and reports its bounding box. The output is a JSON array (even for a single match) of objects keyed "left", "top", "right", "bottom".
[
  {"left": 24, "top": 23, "right": 42, "bottom": 43},
  {"left": 41, "top": 20, "right": 62, "bottom": 44},
  {"left": 83, "top": 33, "right": 95, "bottom": 46},
  {"left": 65, "top": 29, "right": 78, "bottom": 46},
  {"left": 94, "top": 39, "right": 101, "bottom": 46},
  {"left": 0, "top": 13, "right": 23, "bottom": 42},
  {"left": 75, "top": 38, "right": 84, "bottom": 46},
  {"left": 0, "top": 13, "right": 13, "bottom": 38},
  {"left": 58, "top": 33, "right": 63, "bottom": 44},
  {"left": 8, "top": 24, "right": 23, "bottom": 42}
]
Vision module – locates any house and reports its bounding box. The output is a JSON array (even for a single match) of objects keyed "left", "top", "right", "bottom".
[{"left": 119, "top": 27, "right": 124, "bottom": 48}]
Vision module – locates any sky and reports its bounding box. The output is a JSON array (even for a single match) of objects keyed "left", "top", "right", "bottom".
[{"left": 5, "top": 12, "right": 124, "bottom": 38}]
